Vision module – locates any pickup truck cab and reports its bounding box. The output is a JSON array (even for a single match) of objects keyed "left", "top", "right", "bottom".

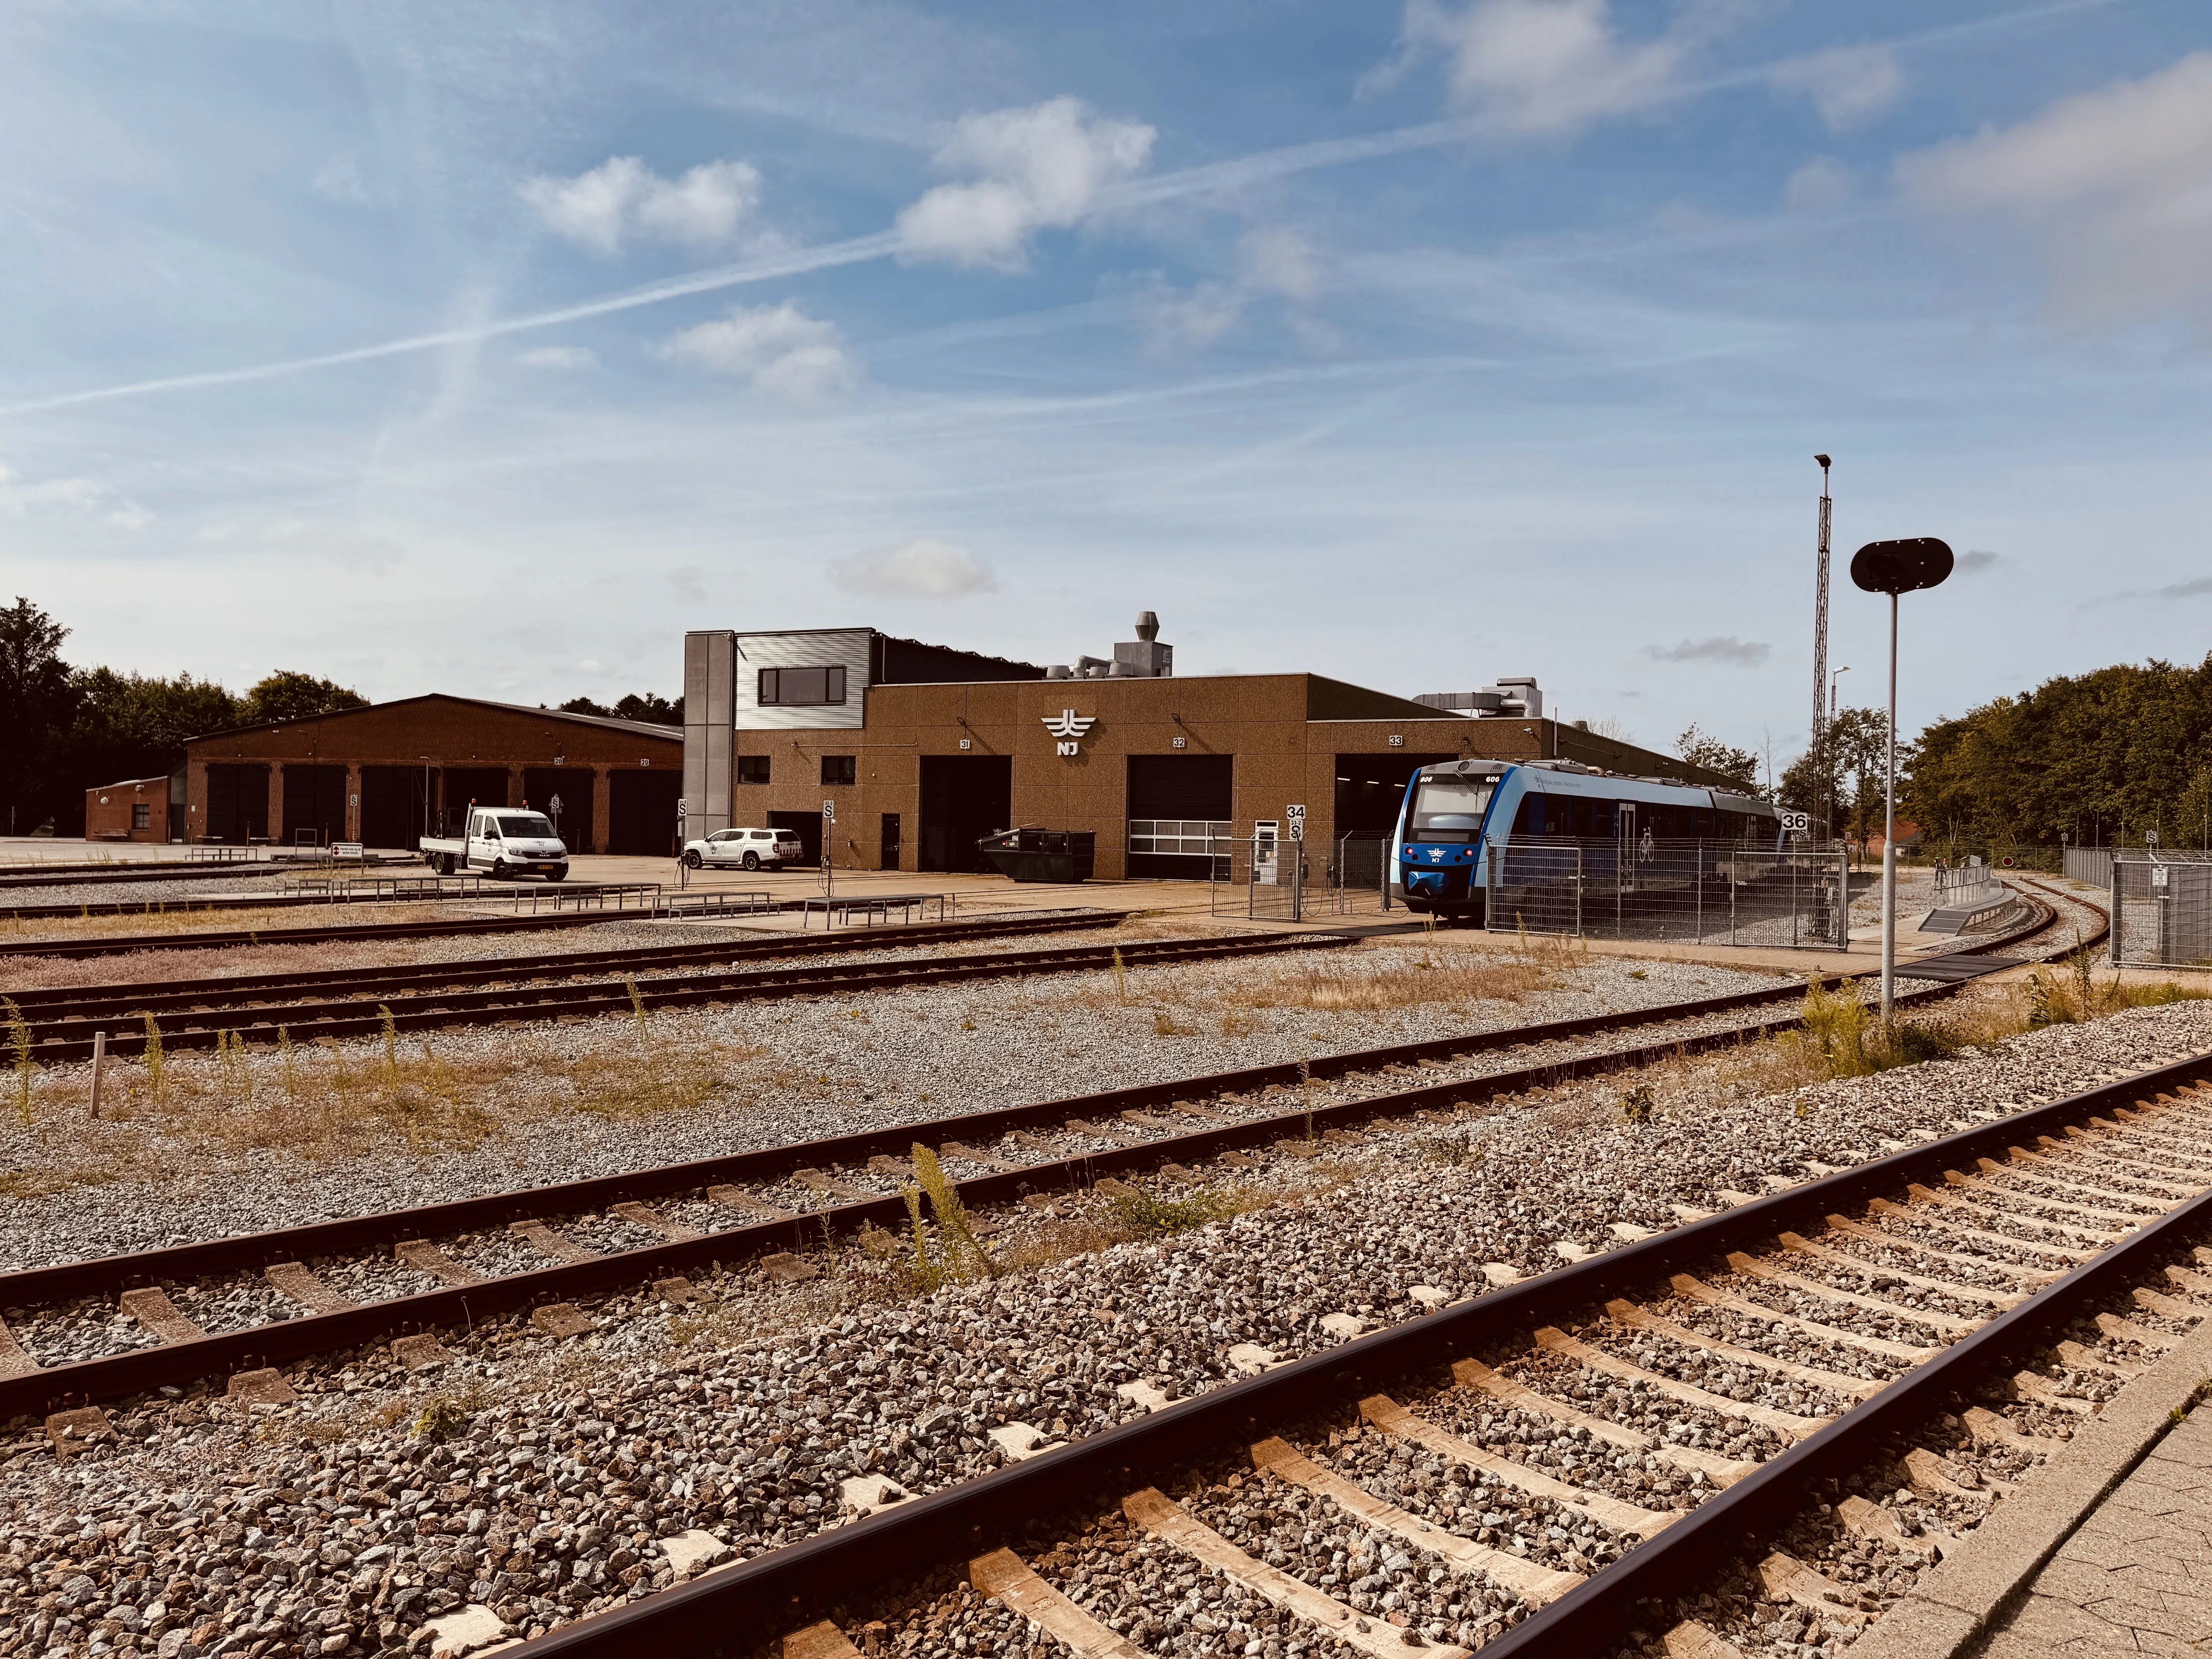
[
  {"left": 682, "top": 826, "right": 804, "bottom": 871},
  {"left": 420, "top": 809, "right": 569, "bottom": 880}
]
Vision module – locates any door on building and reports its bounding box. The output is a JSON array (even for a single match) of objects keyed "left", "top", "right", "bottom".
[
  {"left": 1253, "top": 821, "right": 1281, "bottom": 886},
  {"left": 1331, "top": 752, "right": 1457, "bottom": 840},
  {"left": 1125, "top": 754, "right": 1235, "bottom": 879},
  {"left": 359, "top": 766, "right": 433, "bottom": 852},
  {"left": 282, "top": 765, "right": 349, "bottom": 848},
  {"left": 918, "top": 754, "right": 1013, "bottom": 873},
  {"left": 439, "top": 768, "right": 511, "bottom": 835},
  {"left": 203, "top": 764, "right": 271, "bottom": 843},
  {"left": 607, "top": 768, "right": 682, "bottom": 855},
  {"left": 768, "top": 811, "right": 822, "bottom": 866},
  {"left": 879, "top": 812, "right": 902, "bottom": 871},
  {"left": 522, "top": 768, "right": 597, "bottom": 854}
]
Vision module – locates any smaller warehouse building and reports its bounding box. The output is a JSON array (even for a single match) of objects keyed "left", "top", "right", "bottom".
[
  {"left": 82, "top": 775, "right": 177, "bottom": 843},
  {"left": 181, "top": 696, "right": 684, "bottom": 853}
]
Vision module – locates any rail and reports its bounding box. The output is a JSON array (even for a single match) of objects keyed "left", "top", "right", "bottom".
[{"left": 0, "top": 885, "right": 2091, "bottom": 1423}]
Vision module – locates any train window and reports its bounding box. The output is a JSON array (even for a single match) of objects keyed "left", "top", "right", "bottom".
[{"left": 1411, "top": 779, "right": 1496, "bottom": 834}]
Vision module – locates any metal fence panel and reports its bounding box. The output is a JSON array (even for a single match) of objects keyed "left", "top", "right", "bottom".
[
  {"left": 2110, "top": 856, "right": 2212, "bottom": 967},
  {"left": 1483, "top": 837, "right": 1852, "bottom": 948},
  {"left": 1201, "top": 833, "right": 1389, "bottom": 921}
]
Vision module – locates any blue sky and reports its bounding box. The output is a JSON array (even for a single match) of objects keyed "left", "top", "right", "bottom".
[{"left": 5, "top": 0, "right": 2211, "bottom": 771}]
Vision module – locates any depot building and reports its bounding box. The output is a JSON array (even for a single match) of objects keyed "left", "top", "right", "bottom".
[
  {"left": 682, "top": 619, "right": 1736, "bottom": 879},
  {"left": 177, "top": 696, "right": 684, "bottom": 853}
]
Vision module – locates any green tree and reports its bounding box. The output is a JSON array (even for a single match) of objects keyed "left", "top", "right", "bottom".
[
  {"left": 1906, "top": 656, "right": 2212, "bottom": 853},
  {"left": 1675, "top": 724, "right": 1761, "bottom": 793},
  {"left": 1780, "top": 706, "right": 1890, "bottom": 842},
  {"left": 238, "top": 670, "right": 368, "bottom": 726},
  {"left": 614, "top": 692, "right": 682, "bottom": 726},
  {"left": 561, "top": 692, "right": 683, "bottom": 726},
  {"left": 67, "top": 669, "right": 239, "bottom": 788},
  {"left": 0, "top": 597, "right": 78, "bottom": 835}
]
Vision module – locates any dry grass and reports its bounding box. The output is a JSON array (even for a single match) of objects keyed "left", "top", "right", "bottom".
[
  {"left": 0, "top": 899, "right": 445, "bottom": 953},
  {"left": 1084, "top": 932, "right": 1584, "bottom": 1020},
  {"left": 0, "top": 1017, "right": 767, "bottom": 1179}
]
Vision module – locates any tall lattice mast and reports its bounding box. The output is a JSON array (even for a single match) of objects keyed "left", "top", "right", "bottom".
[{"left": 1812, "top": 453, "right": 1832, "bottom": 838}]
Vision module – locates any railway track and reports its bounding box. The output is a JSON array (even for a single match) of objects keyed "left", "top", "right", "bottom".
[
  {"left": 0, "top": 883, "right": 2084, "bottom": 1425},
  {"left": 0, "top": 907, "right": 1124, "bottom": 1058},
  {"left": 521, "top": 1049, "right": 2212, "bottom": 1659}
]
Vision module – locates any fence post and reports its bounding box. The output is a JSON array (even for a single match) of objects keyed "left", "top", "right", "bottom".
[
  {"left": 2110, "top": 858, "right": 2123, "bottom": 966},
  {"left": 1695, "top": 842, "right": 1703, "bottom": 943},
  {"left": 1291, "top": 837, "right": 1304, "bottom": 924}
]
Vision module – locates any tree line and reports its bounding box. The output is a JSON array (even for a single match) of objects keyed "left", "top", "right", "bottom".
[
  {"left": 0, "top": 596, "right": 677, "bottom": 838},
  {"left": 1907, "top": 654, "right": 2212, "bottom": 855}
]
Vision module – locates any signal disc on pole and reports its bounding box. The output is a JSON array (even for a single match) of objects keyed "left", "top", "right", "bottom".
[{"left": 1850, "top": 537, "right": 1953, "bottom": 595}]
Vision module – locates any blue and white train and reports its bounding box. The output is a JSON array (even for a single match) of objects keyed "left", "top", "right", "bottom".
[{"left": 1392, "top": 757, "right": 1781, "bottom": 924}]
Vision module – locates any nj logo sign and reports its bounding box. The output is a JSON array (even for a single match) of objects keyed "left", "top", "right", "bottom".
[{"left": 1042, "top": 709, "right": 1095, "bottom": 757}]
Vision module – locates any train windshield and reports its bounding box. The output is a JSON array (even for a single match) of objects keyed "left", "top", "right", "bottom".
[{"left": 1408, "top": 779, "right": 1496, "bottom": 835}]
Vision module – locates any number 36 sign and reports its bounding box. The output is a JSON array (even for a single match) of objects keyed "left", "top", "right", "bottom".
[{"left": 1781, "top": 811, "right": 1810, "bottom": 833}]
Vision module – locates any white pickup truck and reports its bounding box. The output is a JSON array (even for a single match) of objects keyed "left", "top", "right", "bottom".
[{"left": 420, "top": 808, "right": 569, "bottom": 880}]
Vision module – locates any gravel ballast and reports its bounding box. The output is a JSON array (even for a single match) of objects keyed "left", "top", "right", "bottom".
[
  {"left": 0, "top": 941, "right": 1785, "bottom": 1268},
  {"left": 4, "top": 981, "right": 2209, "bottom": 1658}
]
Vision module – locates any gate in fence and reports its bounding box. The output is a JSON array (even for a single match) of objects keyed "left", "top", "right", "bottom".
[
  {"left": 1484, "top": 837, "right": 1851, "bottom": 948},
  {"left": 2109, "top": 855, "right": 2212, "bottom": 968},
  {"left": 1205, "top": 833, "right": 1392, "bottom": 922}
]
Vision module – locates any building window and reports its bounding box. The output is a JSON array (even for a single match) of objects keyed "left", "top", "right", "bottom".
[
  {"left": 821, "top": 755, "right": 856, "bottom": 786},
  {"left": 738, "top": 756, "right": 771, "bottom": 784},
  {"left": 132, "top": 804, "right": 151, "bottom": 830},
  {"left": 759, "top": 666, "right": 847, "bottom": 707}
]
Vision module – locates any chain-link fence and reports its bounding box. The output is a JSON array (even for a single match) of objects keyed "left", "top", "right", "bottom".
[
  {"left": 2069, "top": 845, "right": 2212, "bottom": 891},
  {"left": 1483, "top": 837, "right": 1854, "bottom": 947},
  {"left": 2109, "top": 855, "right": 2212, "bottom": 967}
]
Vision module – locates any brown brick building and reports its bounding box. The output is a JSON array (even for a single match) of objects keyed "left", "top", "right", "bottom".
[
  {"left": 82, "top": 775, "right": 175, "bottom": 843},
  {"left": 684, "top": 627, "right": 1731, "bottom": 879},
  {"left": 181, "top": 696, "right": 682, "bottom": 853}
]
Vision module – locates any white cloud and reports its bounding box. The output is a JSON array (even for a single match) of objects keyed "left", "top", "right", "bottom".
[
  {"left": 1139, "top": 281, "right": 1247, "bottom": 352},
  {"left": 1370, "top": 0, "right": 1735, "bottom": 139},
  {"left": 1238, "top": 227, "right": 1322, "bottom": 299},
  {"left": 895, "top": 97, "right": 1156, "bottom": 270},
  {"left": 1896, "top": 53, "right": 2212, "bottom": 326},
  {"left": 521, "top": 156, "right": 763, "bottom": 257},
  {"left": 1783, "top": 156, "right": 1858, "bottom": 212},
  {"left": 517, "top": 345, "right": 597, "bottom": 371},
  {"left": 656, "top": 301, "right": 859, "bottom": 400},
  {"left": 829, "top": 538, "right": 998, "bottom": 599},
  {"left": 1646, "top": 635, "right": 1771, "bottom": 666},
  {"left": 310, "top": 152, "right": 369, "bottom": 204},
  {"left": 0, "top": 463, "right": 148, "bottom": 529},
  {"left": 1769, "top": 45, "right": 1905, "bottom": 133}
]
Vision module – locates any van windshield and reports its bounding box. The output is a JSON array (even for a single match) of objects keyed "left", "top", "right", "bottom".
[
  {"left": 496, "top": 814, "right": 557, "bottom": 838},
  {"left": 1408, "top": 780, "right": 1496, "bottom": 835}
]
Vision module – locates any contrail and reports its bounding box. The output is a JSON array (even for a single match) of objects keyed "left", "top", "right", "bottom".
[
  {"left": 0, "top": 0, "right": 2121, "bottom": 419},
  {"left": 0, "top": 231, "right": 901, "bottom": 416}
]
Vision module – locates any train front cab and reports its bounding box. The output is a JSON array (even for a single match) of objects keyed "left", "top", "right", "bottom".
[{"left": 1395, "top": 763, "right": 1503, "bottom": 924}]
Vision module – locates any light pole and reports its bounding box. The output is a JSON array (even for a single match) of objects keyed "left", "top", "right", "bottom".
[
  {"left": 1828, "top": 666, "right": 1850, "bottom": 852},
  {"left": 1851, "top": 537, "right": 1954, "bottom": 1023},
  {"left": 1812, "top": 454, "right": 1834, "bottom": 840}
]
